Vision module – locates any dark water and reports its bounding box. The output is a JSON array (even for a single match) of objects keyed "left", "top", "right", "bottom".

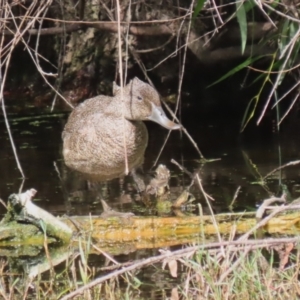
[
  {"left": 1, "top": 96, "right": 300, "bottom": 217},
  {"left": 1, "top": 94, "right": 300, "bottom": 299}
]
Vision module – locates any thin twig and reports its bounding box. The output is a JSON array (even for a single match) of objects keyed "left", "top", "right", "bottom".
[
  {"left": 229, "top": 186, "right": 241, "bottom": 210},
  {"left": 257, "top": 30, "right": 298, "bottom": 124},
  {"left": 152, "top": 1, "right": 206, "bottom": 166},
  {"left": 135, "top": 35, "right": 175, "bottom": 53},
  {"left": 217, "top": 246, "right": 252, "bottom": 284},
  {"left": 271, "top": 79, "right": 300, "bottom": 109},
  {"left": 278, "top": 93, "right": 299, "bottom": 125},
  {"left": 195, "top": 174, "right": 224, "bottom": 256},
  {"left": 116, "top": 0, "right": 128, "bottom": 175},
  {"left": 263, "top": 160, "right": 300, "bottom": 180},
  {"left": 238, "top": 201, "right": 287, "bottom": 241},
  {"left": 0, "top": 198, "right": 7, "bottom": 210}
]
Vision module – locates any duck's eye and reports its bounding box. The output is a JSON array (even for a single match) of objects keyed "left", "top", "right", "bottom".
[{"left": 137, "top": 96, "right": 143, "bottom": 101}]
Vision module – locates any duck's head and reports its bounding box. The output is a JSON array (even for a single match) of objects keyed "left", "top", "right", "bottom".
[{"left": 114, "top": 77, "right": 181, "bottom": 130}]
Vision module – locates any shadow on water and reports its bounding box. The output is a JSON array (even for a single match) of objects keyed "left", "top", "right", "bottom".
[{"left": 1, "top": 95, "right": 300, "bottom": 218}]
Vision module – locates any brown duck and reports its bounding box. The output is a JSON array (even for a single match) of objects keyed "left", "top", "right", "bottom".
[{"left": 62, "top": 77, "right": 180, "bottom": 181}]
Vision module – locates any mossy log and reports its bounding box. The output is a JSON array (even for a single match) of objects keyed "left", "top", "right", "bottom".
[
  {"left": 1, "top": 189, "right": 300, "bottom": 254},
  {"left": 67, "top": 210, "right": 300, "bottom": 254},
  {"left": 64, "top": 210, "right": 300, "bottom": 243},
  {"left": 1, "top": 210, "right": 300, "bottom": 252},
  {"left": 0, "top": 189, "right": 72, "bottom": 245}
]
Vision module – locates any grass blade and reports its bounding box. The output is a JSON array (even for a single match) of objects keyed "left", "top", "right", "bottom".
[
  {"left": 236, "top": 1, "right": 247, "bottom": 54},
  {"left": 193, "top": 0, "right": 206, "bottom": 19},
  {"left": 207, "top": 56, "right": 263, "bottom": 88}
]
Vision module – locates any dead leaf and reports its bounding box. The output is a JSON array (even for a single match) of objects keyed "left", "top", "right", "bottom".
[
  {"left": 170, "top": 287, "right": 179, "bottom": 300},
  {"left": 168, "top": 259, "right": 178, "bottom": 277},
  {"left": 160, "top": 249, "right": 178, "bottom": 277},
  {"left": 279, "top": 243, "right": 294, "bottom": 270}
]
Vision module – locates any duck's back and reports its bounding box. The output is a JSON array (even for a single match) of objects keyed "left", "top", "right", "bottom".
[{"left": 62, "top": 96, "right": 148, "bottom": 180}]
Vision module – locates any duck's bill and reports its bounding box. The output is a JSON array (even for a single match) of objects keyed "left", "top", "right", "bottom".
[{"left": 148, "top": 103, "right": 181, "bottom": 130}]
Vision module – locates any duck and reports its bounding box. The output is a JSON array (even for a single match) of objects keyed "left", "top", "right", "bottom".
[{"left": 62, "top": 77, "right": 181, "bottom": 182}]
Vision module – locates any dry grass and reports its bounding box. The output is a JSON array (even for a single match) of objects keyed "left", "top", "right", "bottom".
[{"left": 0, "top": 234, "right": 300, "bottom": 299}]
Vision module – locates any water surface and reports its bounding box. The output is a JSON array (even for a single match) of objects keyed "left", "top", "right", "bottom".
[{"left": 1, "top": 96, "right": 300, "bottom": 217}]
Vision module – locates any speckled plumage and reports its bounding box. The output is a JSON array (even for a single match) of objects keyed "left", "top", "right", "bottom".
[{"left": 62, "top": 77, "right": 180, "bottom": 181}]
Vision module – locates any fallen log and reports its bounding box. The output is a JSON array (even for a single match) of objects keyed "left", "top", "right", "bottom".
[{"left": 1, "top": 189, "right": 300, "bottom": 254}]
